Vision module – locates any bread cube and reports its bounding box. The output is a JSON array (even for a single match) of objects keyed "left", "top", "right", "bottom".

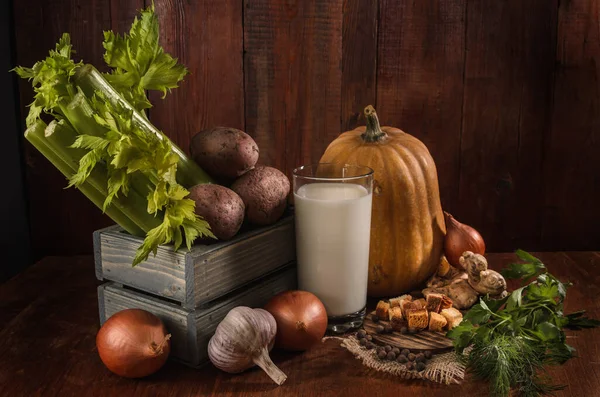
[
  {"left": 441, "top": 307, "right": 463, "bottom": 330},
  {"left": 407, "top": 309, "right": 429, "bottom": 330},
  {"left": 390, "top": 294, "right": 411, "bottom": 308},
  {"left": 426, "top": 293, "right": 444, "bottom": 313},
  {"left": 376, "top": 300, "right": 390, "bottom": 320},
  {"left": 428, "top": 312, "right": 448, "bottom": 332},
  {"left": 440, "top": 295, "right": 453, "bottom": 311}
]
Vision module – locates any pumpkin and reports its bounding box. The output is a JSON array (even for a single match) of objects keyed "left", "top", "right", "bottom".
[{"left": 319, "top": 105, "right": 446, "bottom": 297}]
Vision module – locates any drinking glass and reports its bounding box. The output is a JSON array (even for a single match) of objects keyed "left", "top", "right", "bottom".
[{"left": 293, "top": 163, "right": 374, "bottom": 333}]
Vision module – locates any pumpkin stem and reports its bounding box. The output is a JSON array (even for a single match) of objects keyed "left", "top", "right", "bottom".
[{"left": 361, "top": 105, "right": 387, "bottom": 142}]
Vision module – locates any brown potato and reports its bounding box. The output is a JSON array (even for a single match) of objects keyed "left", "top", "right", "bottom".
[
  {"left": 231, "top": 166, "right": 290, "bottom": 226},
  {"left": 190, "top": 127, "right": 259, "bottom": 179},
  {"left": 188, "top": 184, "right": 245, "bottom": 240}
]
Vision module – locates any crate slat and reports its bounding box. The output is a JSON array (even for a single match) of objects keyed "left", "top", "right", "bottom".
[
  {"left": 98, "top": 265, "right": 297, "bottom": 367},
  {"left": 95, "top": 216, "right": 295, "bottom": 308}
]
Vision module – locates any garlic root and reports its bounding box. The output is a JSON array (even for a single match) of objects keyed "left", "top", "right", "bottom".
[{"left": 253, "top": 347, "right": 287, "bottom": 385}]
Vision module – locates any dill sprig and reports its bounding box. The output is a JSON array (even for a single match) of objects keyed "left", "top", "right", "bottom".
[{"left": 448, "top": 250, "right": 600, "bottom": 397}]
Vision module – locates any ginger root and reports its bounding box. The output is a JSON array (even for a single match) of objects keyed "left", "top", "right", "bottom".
[
  {"left": 423, "top": 251, "right": 507, "bottom": 309},
  {"left": 461, "top": 251, "right": 507, "bottom": 297}
]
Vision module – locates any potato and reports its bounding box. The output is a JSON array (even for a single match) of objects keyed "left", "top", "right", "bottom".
[
  {"left": 190, "top": 127, "right": 259, "bottom": 179},
  {"left": 231, "top": 166, "right": 290, "bottom": 226},
  {"left": 188, "top": 184, "right": 245, "bottom": 240}
]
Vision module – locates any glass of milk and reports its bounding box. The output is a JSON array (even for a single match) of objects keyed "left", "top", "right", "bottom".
[{"left": 293, "top": 163, "right": 373, "bottom": 333}]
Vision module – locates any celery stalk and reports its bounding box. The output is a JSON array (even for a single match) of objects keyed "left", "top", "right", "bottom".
[
  {"left": 44, "top": 119, "right": 161, "bottom": 233},
  {"left": 74, "top": 64, "right": 213, "bottom": 188},
  {"left": 25, "top": 120, "right": 145, "bottom": 236},
  {"left": 59, "top": 92, "right": 107, "bottom": 137}
]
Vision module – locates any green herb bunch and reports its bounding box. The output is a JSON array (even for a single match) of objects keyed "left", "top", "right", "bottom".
[{"left": 447, "top": 250, "right": 600, "bottom": 397}]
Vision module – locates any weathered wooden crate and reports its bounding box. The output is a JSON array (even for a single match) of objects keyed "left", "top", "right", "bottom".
[
  {"left": 98, "top": 266, "right": 297, "bottom": 367},
  {"left": 94, "top": 216, "right": 295, "bottom": 309}
]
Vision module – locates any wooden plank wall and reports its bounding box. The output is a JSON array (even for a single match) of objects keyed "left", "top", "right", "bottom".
[{"left": 12, "top": 0, "right": 600, "bottom": 260}]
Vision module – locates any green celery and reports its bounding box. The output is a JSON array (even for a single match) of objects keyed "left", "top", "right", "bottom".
[
  {"left": 44, "top": 119, "right": 161, "bottom": 234},
  {"left": 25, "top": 120, "right": 144, "bottom": 236},
  {"left": 59, "top": 92, "right": 107, "bottom": 137},
  {"left": 74, "top": 64, "right": 213, "bottom": 187}
]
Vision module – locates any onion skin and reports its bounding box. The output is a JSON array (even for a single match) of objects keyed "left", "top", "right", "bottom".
[
  {"left": 443, "top": 212, "right": 486, "bottom": 269},
  {"left": 264, "top": 290, "right": 328, "bottom": 351},
  {"left": 96, "top": 309, "right": 171, "bottom": 378}
]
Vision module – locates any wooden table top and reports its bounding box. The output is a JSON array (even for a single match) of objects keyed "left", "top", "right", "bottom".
[{"left": 1, "top": 252, "right": 599, "bottom": 396}]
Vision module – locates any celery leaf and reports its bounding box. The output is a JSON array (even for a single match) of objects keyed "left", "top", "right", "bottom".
[
  {"left": 13, "top": 33, "right": 81, "bottom": 126},
  {"left": 102, "top": 6, "right": 188, "bottom": 111}
]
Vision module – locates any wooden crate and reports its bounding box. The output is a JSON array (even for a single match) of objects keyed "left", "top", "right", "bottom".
[
  {"left": 94, "top": 216, "right": 295, "bottom": 309},
  {"left": 98, "top": 266, "right": 297, "bottom": 367}
]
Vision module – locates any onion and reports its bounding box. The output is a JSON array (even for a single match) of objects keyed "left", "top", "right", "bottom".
[
  {"left": 444, "top": 211, "right": 486, "bottom": 269},
  {"left": 264, "top": 290, "right": 328, "bottom": 351},
  {"left": 96, "top": 309, "right": 171, "bottom": 378}
]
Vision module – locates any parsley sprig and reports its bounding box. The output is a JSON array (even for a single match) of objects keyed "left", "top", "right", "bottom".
[{"left": 447, "top": 250, "right": 600, "bottom": 396}]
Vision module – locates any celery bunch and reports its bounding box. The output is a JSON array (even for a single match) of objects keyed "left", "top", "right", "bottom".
[{"left": 15, "top": 6, "right": 214, "bottom": 265}]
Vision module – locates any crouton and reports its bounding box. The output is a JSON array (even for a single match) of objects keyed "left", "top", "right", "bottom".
[
  {"left": 428, "top": 312, "right": 448, "bottom": 332},
  {"left": 388, "top": 306, "right": 404, "bottom": 331},
  {"left": 407, "top": 309, "right": 429, "bottom": 330},
  {"left": 440, "top": 295, "right": 453, "bottom": 311},
  {"left": 376, "top": 300, "right": 390, "bottom": 320},
  {"left": 426, "top": 293, "right": 444, "bottom": 313},
  {"left": 390, "top": 294, "right": 412, "bottom": 308},
  {"left": 441, "top": 307, "right": 463, "bottom": 330}
]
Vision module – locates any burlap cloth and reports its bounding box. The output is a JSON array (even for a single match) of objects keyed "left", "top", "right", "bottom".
[{"left": 324, "top": 335, "right": 466, "bottom": 385}]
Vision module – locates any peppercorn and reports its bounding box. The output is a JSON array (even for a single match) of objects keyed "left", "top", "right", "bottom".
[
  {"left": 416, "top": 362, "right": 426, "bottom": 372},
  {"left": 415, "top": 353, "right": 425, "bottom": 363},
  {"left": 405, "top": 361, "right": 415, "bottom": 371},
  {"left": 386, "top": 351, "right": 396, "bottom": 361},
  {"left": 424, "top": 350, "right": 432, "bottom": 359},
  {"left": 397, "top": 355, "right": 408, "bottom": 363},
  {"left": 375, "top": 325, "right": 385, "bottom": 334},
  {"left": 366, "top": 342, "right": 376, "bottom": 350},
  {"left": 400, "top": 326, "right": 408, "bottom": 334},
  {"left": 378, "top": 350, "right": 387, "bottom": 359},
  {"left": 357, "top": 329, "right": 367, "bottom": 339},
  {"left": 366, "top": 334, "right": 373, "bottom": 341},
  {"left": 372, "top": 314, "right": 379, "bottom": 323},
  {"left": 359, "top": 338, "right": 367, "bottom": 346},
  {"left": 384, "top": 345, "right": 392, "bottom": 352},
  {"left": 384, "top": 325, "right": 393, "bottom": 333},
  {"left": 401, "top": 349, "right": 410, "bottom": 356},
  {"left": 392, "top": 347, "right": 400, "bottom": 355},
  {"left": 408, "top": 353, "right": 416, "bottom": 361}
]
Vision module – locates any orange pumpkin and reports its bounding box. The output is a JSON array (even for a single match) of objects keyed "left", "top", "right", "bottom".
[{"left": 319, "top": 105, "right": 446, "bottom": 296}]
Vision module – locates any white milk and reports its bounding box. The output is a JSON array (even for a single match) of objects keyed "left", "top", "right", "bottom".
[{"left": 294, "top": 183, "right": 372, "bottom": 316}]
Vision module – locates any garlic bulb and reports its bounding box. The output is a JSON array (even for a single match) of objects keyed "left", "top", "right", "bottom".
[{"left": 208, "top": 306, "right": 287, "bottom": 385}]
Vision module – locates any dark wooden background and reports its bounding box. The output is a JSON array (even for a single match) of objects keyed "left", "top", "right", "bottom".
[{"left": 11, "top": 0, "right": 600, "bottom": 261}]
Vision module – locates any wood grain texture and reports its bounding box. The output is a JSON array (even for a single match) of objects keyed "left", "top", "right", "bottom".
[
  {"left": 149, "top": 0, "right": 245, "bottom": 156},
  {"left": 99, "top": 266, "right": 297, "bottom": 367},
  {"left": 363, "top": 311, "right": 453, "bottom": 352},
  {"left": 543, "top": 0, "right": 600, "bottom": 251},
  {"left": 110, "top": 0, "right": 144, "bottom": 33},
  {"left": 13, "top": 0, "right": 113, "bottom": 260},
  {"left": 95, "top": 217, "right": 295, "bottom": 308},
  {"left": 189, "top": 217, "right": 296, "bottom": 308},
  {"left": 1, "top": 254, "right": 599, "bottom": 396},
  {"left": 11, "top": 0, "right": 600, "bottom": 258},
  {"left": 244, "top": 0, "right": 343, "bottom": 177},
  {"left": 376, "top": 0, "right": 465, "bottom": 215},
  {"left": 341, "top": 0, "right": 378, "bottom": 131},
  {"left": 460, "top": 0, "right": 558, "bottom": 252},
  {"left": 0, "top": 0, "right": 31, "bottom": 282}
]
